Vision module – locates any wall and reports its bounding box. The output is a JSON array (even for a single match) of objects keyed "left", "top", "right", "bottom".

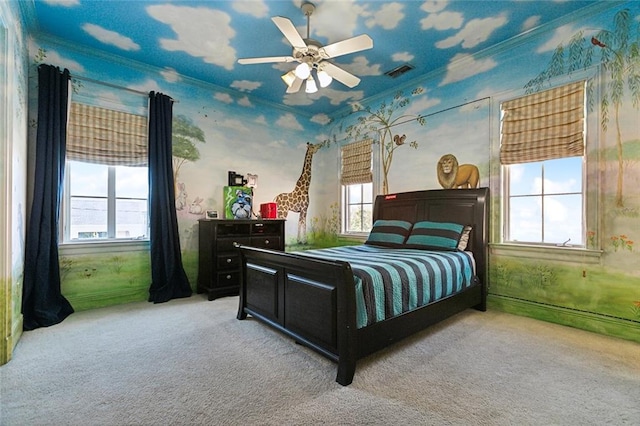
[
  {"left": 313, "top": 3, "right": 640, "bottom": 342},
  {"left": 0, "top": 0, "right": 29, "bottom": 363},
  {"left": 26, "top": 36, "right": 325, "bottom": 311}
]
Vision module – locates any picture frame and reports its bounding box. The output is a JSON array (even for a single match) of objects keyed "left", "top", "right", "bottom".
[{"left": 205, "top": 210, "right": 218, "bottom": 219}]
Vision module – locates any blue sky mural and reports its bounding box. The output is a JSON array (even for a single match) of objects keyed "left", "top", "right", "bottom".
[{"left": 24, "top": 0, "right": 608, "bottom": 117}]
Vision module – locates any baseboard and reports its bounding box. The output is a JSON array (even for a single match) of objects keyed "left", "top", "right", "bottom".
[
  {"left": 1, "top": 314, "right": 23, "bottom": 365},
  {"left": 488, "top": 294, "right": 640, "bottom": 344}
]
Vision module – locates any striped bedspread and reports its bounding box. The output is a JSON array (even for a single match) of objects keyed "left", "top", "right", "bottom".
[{"left": 296, "top": 245, "right": 477, "bottom": 329}]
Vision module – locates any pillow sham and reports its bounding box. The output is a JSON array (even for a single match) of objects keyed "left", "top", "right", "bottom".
[
  {"left": 365, "top": 220, "right": 413, "bottom": 247},
  {"left": 457, "top": 225, "right": 473, "bottom": 251},
  {"left": 405, "top": 221, "right": 465, "bottom": 251}
]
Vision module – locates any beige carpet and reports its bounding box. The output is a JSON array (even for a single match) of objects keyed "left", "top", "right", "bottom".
[{"left": 1, "top": 296, "right": 639, "bottom": 425}]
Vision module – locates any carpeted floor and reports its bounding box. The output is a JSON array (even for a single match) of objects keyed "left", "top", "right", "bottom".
[{"left": 1, "top": 295, "right": 639, "bottom": 425}]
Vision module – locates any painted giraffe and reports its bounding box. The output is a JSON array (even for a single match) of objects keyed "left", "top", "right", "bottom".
[{"left": 275, "top": 142, "right": 322, "bottom": 243}]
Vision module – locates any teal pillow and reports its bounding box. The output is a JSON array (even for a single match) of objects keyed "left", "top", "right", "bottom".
[
  {"left": 365, "top": 220, "right": 413, "bottom": 247},
  {"left": 405, "top": 221, "right": 465, "bottom": 251}
]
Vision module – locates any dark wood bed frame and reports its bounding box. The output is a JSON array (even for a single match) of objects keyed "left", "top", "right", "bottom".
[{"left": 236, "top": 188, "right": 489, "bottom": 385}]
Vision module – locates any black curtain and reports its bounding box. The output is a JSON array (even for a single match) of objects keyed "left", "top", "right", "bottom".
[
  {"left": 22, "top": 65, "right": 74, "bottom": 330},
  {"left": 148, "top": 91, "right": 192, "bottom": 303}
]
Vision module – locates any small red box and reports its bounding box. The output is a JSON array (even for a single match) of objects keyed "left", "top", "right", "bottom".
[{"left": 260, "top": 202, "right": 277, "bottom": 219}]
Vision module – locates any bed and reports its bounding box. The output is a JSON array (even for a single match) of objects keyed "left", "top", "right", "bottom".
[{"left": 236, "top": 188, "right": 489, "bottom": 386}]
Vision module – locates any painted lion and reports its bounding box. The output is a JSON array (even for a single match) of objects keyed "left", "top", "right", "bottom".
[{"left": 437, "top": 154, "right": 480, "bottom": 189}]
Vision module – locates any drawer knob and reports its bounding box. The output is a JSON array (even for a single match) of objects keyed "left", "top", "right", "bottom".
[
  {"left": 265, "top": 239, "right": 270, "bottom": 245},
  {"left": 226, "top": 258, "right": 232, "bottom": 263},
  {"left": 226, "top": 275, "right": 232, "bottom": 280}
]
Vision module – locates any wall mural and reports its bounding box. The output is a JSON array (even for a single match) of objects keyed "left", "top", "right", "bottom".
[
  {"left": 275, "top": 142, "right": 322, "bottom": 244},
  {"left": 436, "top": 154, "right": 480, "bottom": 189},
  {"left": 8, "top": 3, "right": 638, "bottom": 344}
]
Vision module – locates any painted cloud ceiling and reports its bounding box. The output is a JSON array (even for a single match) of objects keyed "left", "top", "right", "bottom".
[{"left": 25, "top": 0, "right": 601, "bottom": 115}]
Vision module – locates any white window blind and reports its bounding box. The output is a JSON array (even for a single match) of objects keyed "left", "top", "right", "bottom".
[
  {"left": 500, "top": 81, "right": 585, "bottom": 165},
  {"left": 67, "top": 102, "right": 148, "bottom": 166},
  {"left": 341, "top": 139, "right": 373, "bottom": 185}
]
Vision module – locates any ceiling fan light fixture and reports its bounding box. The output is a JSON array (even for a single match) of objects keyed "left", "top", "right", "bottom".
[
  {"left": 317, "top": 69, "right": 332, "bottom": 88},
  {"left": 305, "top": 76, "right": 318, "bottom": 93},
  {"left": 281, "top": 70, "right": 297, "bottom": 87},
  {"left": 295, "top": 62, "right": 311, "bottom": 79}
]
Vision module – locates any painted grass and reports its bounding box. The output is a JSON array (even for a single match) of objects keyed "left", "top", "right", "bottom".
[{"left": 490, "top": 257, "right": 640, "bottom": 322}]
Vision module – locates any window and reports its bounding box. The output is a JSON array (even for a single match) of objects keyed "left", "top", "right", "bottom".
[
  {"left": 62, "top": 102, "right": 149, "bottom": 243},
  {"left": 505, "top": 158, "right": 583, "bottom": 245},
  {"left": 64, "top": 161, "right": 148, "bottom": 241},
  {"left": 343, "top": 183, "right": 373, "bottom": 233},
  {"left": 501, "top": 81, "right": 586, "bottom": 247},
  {"left": 341, "top": 139, "right": 373, "bottom": 234}
]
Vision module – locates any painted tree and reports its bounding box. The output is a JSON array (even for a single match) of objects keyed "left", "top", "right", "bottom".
[
  {"left": 172, "top": 114, "right": 206, "bottom": 183},
  {"left": 341, "top": 88, "right": 426, "bottom": 194},
  {"left": 525, "top": 8, "right": 640, "bottom": 207}
]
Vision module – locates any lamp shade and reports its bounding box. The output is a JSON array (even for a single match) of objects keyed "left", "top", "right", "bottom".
[
  {"left": 295, "top": 62, "right": 311, "bottom": 79},
  {"left": 305, "top": 76, "right": 318, "bottom": 93},
  {"left": 281, "top": 70, "right": 296, "bottom": 87},
  {"left": 317, "top": 70, "right": 333, "bottom": 88}
]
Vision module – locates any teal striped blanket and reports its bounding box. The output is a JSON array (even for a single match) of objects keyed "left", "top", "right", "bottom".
[{"left": 297, "top": 245, "right": 477, "bottom": 329}]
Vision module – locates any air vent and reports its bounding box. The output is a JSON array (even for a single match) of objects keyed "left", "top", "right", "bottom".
[{"left": 384, "top": 64, "right": 414, "bottom": 78}]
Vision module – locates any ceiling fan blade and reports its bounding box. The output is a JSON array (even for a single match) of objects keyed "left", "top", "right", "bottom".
[
  {"left": 321, "top": 62, "right": 361, "bottom": 88},
  {"left": 271, "top": 16, "right": 307, "bottom": 49},
  {"left": 286, "top": 77, "right": 303, "bottom": 93},
  {"left": 320, "top": 34, "right": 373, "bottom": 59},
  {"left": 238, "top": 56, "right": 296, "bottom": 65}
]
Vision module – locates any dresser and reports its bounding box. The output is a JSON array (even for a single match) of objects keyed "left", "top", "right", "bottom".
[{"left": 197, "top": 219, "right": 285, "bottom": 301}]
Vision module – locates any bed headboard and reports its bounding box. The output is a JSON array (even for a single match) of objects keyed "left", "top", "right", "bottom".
[{"left": 372, "top": 188, "right": 489, "bottom": 288}]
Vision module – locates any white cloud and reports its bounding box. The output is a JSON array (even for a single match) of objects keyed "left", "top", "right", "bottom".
[
  {"left": 284, "top": 86, "right": 365, "bottom": 107},
  {"left": 82, "top": 23, "right": 140, "bottom": 51},
  {"left": 522, "top": 15, "right": 541, "bottom": 32},
  {"left": 232, "top": 0, "right": 268, "bottom": 18},
  {"left": 237, "top": 96, "right": 253, "bottom": 107},
  {"left": 160, "top": 68, "right": 181, "bottom": 83},
  {"left": 214, "top": 92, "right": 234, "bottom": 104},
  {"left": 439, "top": 53, "right": 497, "bottom": 86},
  {"left": 392, "top": 51, "right": 414, "bottom": 62},
  {"left": 41, "top": 0, "right": 79, "bottom": 6},
  {"left": 127, "top": 78, "right": 161, "bottom": 94},
  {"left": 405, "top": 93, "right": 441, "bottom": 116},
  {"left": 33, "top": 47, "right": 84, "bottom": 73},
  {"left": 147, "top": 4, "right": 236, "bottom": 70},
  {"left": 339, "top": 56, "right": 382, "bottom": 76},
  {"left": 420, "top": 0, "right": 449, "bottom": 14},
  {"left": 217, "top": 117, "right": 250, "bottom": 131},
  {"left": 421, "top": 11, "right": 464, "bottom": 31},
  {"left": 311, "top": 113, "right": 331, "bottom": 125},
  {"left": 275, "top": 113, "right": 303, "bottom": 131},
  {"left": 230, "top": 80, "right": 262, "bottom": 92},
  {"left": 536, "top": 24, "right": 593, "bottom": 53},
  {"left": 365, "top": 2, "right": 404, "bottom": 30},
  {"left": 310, "top": 1, "right": 362, "bottom": 44},
  {"left": 254, "top": 115, "right": 267, "bottom": 125},
  {"left": 436, "top": 13, "right": 507, "bottom": 49}
]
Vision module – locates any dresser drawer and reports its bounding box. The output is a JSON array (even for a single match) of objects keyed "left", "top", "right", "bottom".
[
  {"left": 217, "top": 253, "right": 240, "bottom": 270},
  {"left": 251, "top": 236, "right": 281, "bottom": 249},
  {"left": 215, "top": 271, "right": 240, "bottom": 288},
  {"left": 252, "top": 222, "right": 282, "bottom": 235},
  {"left": 216, "top": 237, "right": 251, "bottom": 252}
]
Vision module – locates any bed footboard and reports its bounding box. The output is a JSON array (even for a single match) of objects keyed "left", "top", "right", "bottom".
[{"left": 236, "top": 245, "right": 359, "bottom": 385}]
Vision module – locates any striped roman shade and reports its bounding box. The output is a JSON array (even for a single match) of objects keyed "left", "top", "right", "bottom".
[
  {"left": 341, "top": 139, "right": 373, "bottom": 185},
  {"left": 67, "top": 102, "right": 148, "bottom": 166},
  {"left": 500, "top": 81, "right": 585, "bottom": 165}
]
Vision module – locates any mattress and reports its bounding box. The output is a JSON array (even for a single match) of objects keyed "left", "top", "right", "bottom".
[{"left": 296, "top": 245, "right": 478, "bottom": 328}]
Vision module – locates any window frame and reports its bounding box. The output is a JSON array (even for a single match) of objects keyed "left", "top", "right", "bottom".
[
  {"left": 496, "top": 71, "right": 598, "bottom": 251},
  {"left": 502, "top": 157, "right": 586, "bottom": 247},
  {"left": 60, "top": 161, "right": 150, "bottom": 245},
  {"left": 341, "top": 182, "right": 374, "bottom": 235}
]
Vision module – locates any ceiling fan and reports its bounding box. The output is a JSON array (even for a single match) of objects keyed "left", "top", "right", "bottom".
[{"left": 237, "top": 2, "right": 373, "bottom": 94}]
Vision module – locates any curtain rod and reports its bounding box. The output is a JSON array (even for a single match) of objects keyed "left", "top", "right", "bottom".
[{"left": 70, "top": 74, "right": 179, "bottom": 103}]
